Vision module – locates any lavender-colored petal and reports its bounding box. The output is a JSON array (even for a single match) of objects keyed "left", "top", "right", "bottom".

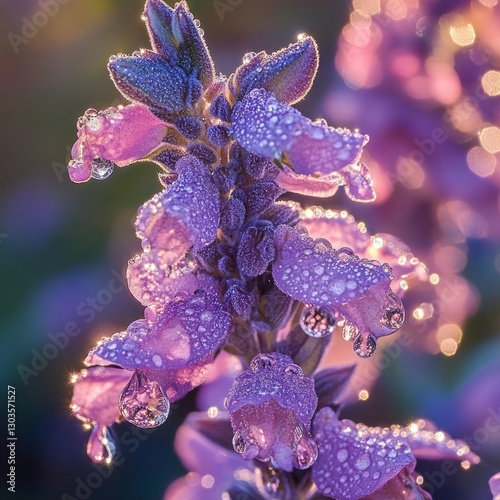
[
  {"left": 312, "top": 408, "right": 415, "bottom": 500},
  {"left": 186, "top": 143, "right": 217, "bottom": 165},
  {"left": 273, "top": 225, "right": 392, "bottom": 306},
  {"left": 224, "top": 285, "right": 255, "bottom": 321},
  {"left": 108, "top": 51, "right": 187, "bottom": 112},
  {"left": 276, "top": 167, "right": 342, "bottom": 198},
  {"left": 225, "top": 353, "right": 318, "bottom": 472},
  {"left": 361, "top": 465, "right": 432, "bottom": 500},
  {"left": 395, "top": 419, "right": 480, "bottom": 465},
  {"left": 341, "top": 162, "right": 376, "bottom": 203},
  {"left": 239, "top": 36, "right": 319, "bottom": 105},
  {"left": 314, "top": 365, "right": 356, "bottom": 410},
  {"left": 127, "top": 250, "right": 200, "bottom": 307},
  {"left": 237, "top": 226, "right": 276, "bottom": 278},
  {"left": 69, "top": 104, "right": 167, "bottom": 183},
  {"left": 232, "top": 89, "right": 368, "bottom": 176},
  {"left": 70, "top": 366, "right": 131, "bottom": 426},
  {"left": 135, "top": 155, "right": 220, "bottom": 262},
  {"left": 143, "top": 354, "right": 214, "bottom": 403},
  {"left": 90, "top": 293, "right": 229, "bottom": 370},
  {"left": 299, "top": 206, "right": 371, "bottom": 254},
  {"left": 490, "top": 473, "right": 500, "bottom": 498}
]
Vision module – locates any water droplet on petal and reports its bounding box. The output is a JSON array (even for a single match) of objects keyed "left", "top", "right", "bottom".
[
  {"left": 353, "top": 334, "right": 377, "bottom": 358},
  {"left": 232, "top": 431, "right": 246, "bottom": 453},
  {"left": 380, "top": 292, "right": 405, "bottom": 331},
  {"left": 300, "top": 305, "right": 336, "bottom": 338},
  {"left": 87, "top": 424, "right": 115, "bottom": 464},
  {"left": 91, "top": 158, "right": 114, "bottom": 180},
  {"left": 242, "top": 51, "right": 257, "bottom": 64},
  {"left": 118, "top": 370, "right": 170, "bottom": 428},
  {"left": 250, "top": 353, "right": 276, "bottom": 370},
  {"left": 354, "top": 453, "right": 371, "bottom": 471},
  {"left": 342, "top": 321, "right": 358, "bottom": 342},
  {"left": 293, "top": 426, "right": 318, "bottom": 469},
  {"left": 337, "top": 448, "right": 349, "bottom": 463},
  {"left": 283, "top": 363, "right": 304, "bottom": 377}
]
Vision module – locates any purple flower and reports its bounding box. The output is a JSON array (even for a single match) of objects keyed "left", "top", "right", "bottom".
[
  {"left": 225, "top": 352, "right": 318, "bottom": 471},
  {"left": 65, "top": 1, "right": 488, "bottom": 497},
  {"left": 69, "top": 104, "right": 168, "bottom": 183}
]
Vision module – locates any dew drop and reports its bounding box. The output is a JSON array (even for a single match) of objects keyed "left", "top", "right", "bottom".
[
  {"left": 283, "top": 363, "right": 303, "bottom": 377},
  {"left": 250, "top": 353, "right": 276, "bottom": 370},
  {"left": 292, "top": 428, "right": 318, "bottom": 469},
  {"left": 380, "top": 292, "right": 405, "bottom": 332},
  {"left": 300, "top": 306, "right": 336, "bottom": 338},
  {"left": 87, "top": 424, "right": 115, "bottom": 464},
  {"left": 337, "top": 448, "right": 349, "bottom": 463},
  {"left": 118, "top": 370, "right": 170, "bottom": 428},
  {"left": 91, "top": 158, "right": 114, "bottom": 180},
  {"left": 232, "top": 431, "right": 246, "bottom": 454},
  {"left": 342, "top": 321, "right": 358, "bottom": 342},
  {"left": 354, "top": 453, "right": 371, "bottom": 471},
  {"left": 353, "top": 334, "right": 377, "bottom": 358},
  {"left": 242, "top": 51, "right": 257, "bottom": 64}
]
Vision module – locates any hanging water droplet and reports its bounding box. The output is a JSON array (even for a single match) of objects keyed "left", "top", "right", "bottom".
[
  {"left": 353, "top": 334, "right": 377, "bottom": 358},
  {"left": 91, "top": 158, "right": 114, "bottom": 180},
  {"left": 86, "top": 424, "right": 115, "bottom": 464},
  {"left": 242, "top": 51, "right": 257, "bottom": 64},
  {"left": 292, "top": 426, "right": 318, "bottom": 469},
  {"left": 300, "top": 305, "right": 336, "bottom": 338},
  {"left": 232, "top": 431, "right": 246, "bottom": 454},
  {"left": 118, "top": 370, "right": 170, "bottom": 428},
  {"left": 380, "top": 292, "right": 405, "bottom": 332},
  {"left": 283, "top": 363, "right": 303, "bottom": 377}
]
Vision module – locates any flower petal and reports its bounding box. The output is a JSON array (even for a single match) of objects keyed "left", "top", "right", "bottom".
[
  {"left": 232, "top": 89, "right": 367, "bottom": 176},
  {"left": 490, "top": 472, "right": 500, "bottom": 498},
  {"left": 89, "top": 292, "right": 230, "bottom": 370},
  {"left": 272, "top": 225, "right": 392, "bottom": 307},
  {"left": 312, "top": 407, "right": 415, "bottom": 500},
  {"left": 70, "top": 366, "right": 131, "bottom": 426},
  {"left": 69, "top": 104, "right": 168, "bottom": 183},
  {"left": 135, "top": 155, "right": 220, "bottom": 262},
  {"left": 225, "top": 353, "right": 318, "bottom": 472}
]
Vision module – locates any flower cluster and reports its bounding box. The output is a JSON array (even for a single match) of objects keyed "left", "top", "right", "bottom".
[{"left": 68, "top": 1, "right": 487, "bottom": 498}]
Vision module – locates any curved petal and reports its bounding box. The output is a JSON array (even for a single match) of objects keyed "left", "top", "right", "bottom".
[
  {"left": 231, "top": 88, "right": 368, "bottom": 176},
  {"left": 89, "top": 292, "right": 230, "bottom": 371},
  {"left": 70, "top": 366, "right": 131, "bottom": 426},
  {"left": 312, "top": 407, "right": 415, "bottom": 500},
  {"left": 69, "top": 104, "right": 168, "bottom": 183},
  {"left": 135, "top": 155, "right": 220, "bottom": 262},
  {"left": 273, "top": 225, "right": 392, "bottom": 306}
]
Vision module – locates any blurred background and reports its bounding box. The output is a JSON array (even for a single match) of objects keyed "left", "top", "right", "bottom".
[{"left": 1, "top": 0, "right": 499, "bottom": 498}]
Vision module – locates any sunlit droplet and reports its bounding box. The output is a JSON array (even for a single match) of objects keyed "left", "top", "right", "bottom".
[
  {"left": 118, "top": 370, "right": 170, "bottom": 428},
  {"left": 440, "top": 338, "right": 458, "bottom": 357},
  {"left": 300, "top": 305, "right": 336, "bottom": 338},
  {"left": 481, "top": 70, "right": 500, "bottom": 96},
  {"left": 353, "top": 334, "right": 377, "bottom": 358},
  {"left": 91, "top": 158, "right": 114, "bottom": 180}
]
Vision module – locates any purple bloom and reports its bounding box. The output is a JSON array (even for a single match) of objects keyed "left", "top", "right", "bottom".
[
  {"left": 69, "top": 104, "right": 168, "bottom": 183},
  {"left": 225, "top": 352, "right": 318, "bottom": 471},
  {"left": 65, "top": 1, "right": 488, "bottom": 497}
]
